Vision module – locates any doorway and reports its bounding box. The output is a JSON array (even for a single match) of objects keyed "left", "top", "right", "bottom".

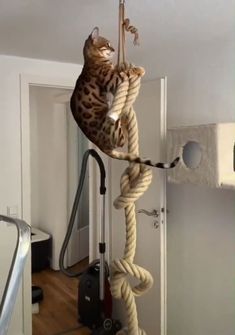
[
  {"left": 29, "top": 85, "right": 90, "bottom": 334},
  {"left": 29, "top": 86, "right": 89, "bottom": 270}
]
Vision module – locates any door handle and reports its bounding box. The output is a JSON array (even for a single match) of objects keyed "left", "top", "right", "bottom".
[{"left": 137, "top": 209, "right": 160, "bottom": 218}]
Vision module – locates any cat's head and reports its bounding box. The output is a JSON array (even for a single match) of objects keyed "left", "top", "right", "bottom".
[{"left": 83, "top": 27, "right": 115, "bottom": 61}]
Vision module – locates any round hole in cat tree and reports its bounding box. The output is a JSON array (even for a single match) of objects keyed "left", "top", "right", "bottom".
[{"left": 182, "top": 141, "right": 202, "bottom": 169}]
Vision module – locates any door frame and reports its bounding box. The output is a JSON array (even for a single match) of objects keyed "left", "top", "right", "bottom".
[
  {"left": 20, "top": 74, "right": 167, "bottom": 335},
  {"left": 160, "top": 77, "right": 167, "bottom": 335},
  {"left": 20, "top": 74, "right": 111, "bottom": 335}
]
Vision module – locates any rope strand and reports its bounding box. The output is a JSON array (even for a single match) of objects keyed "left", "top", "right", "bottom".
[{"left": 117, "top": 0, "right": 139, "bottom": 67}]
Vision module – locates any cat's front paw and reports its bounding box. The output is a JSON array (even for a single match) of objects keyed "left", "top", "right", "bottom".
[
  {"left": 134, "top": 66, "right": 145, "bottom": 77},
  {"left": 128, "top": 66, "right": 145, "bottom": 78}
]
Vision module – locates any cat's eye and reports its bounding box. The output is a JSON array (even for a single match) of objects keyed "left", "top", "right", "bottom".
[{"left": 107, "top": 42, "right": 111, "bottom": 48}]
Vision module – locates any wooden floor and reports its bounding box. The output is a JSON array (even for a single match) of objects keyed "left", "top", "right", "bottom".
[{"left": 32, "top": 259, "right": 91, "bottom": 335}]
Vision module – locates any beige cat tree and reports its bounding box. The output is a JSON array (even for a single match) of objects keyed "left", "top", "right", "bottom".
[
  {"left": 109, "top": 1, "right": 153, "bottom": 334},
  {"left": 167, "top": 123, "right": 235, "bottom": 189}
]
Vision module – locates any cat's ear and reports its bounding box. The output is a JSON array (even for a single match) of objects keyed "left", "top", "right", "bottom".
[{"left": 90, "top": 27, "right": 99, "bottom": 41}]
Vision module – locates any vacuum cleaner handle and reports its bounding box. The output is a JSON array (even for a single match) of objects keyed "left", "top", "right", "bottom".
[{"left": 0, "top": 215, "right": 31, "bottom": 335}]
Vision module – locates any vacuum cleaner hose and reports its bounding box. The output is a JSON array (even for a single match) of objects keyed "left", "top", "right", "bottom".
[{"left": 59, "top": 149, "right": 106, "bottom": 277}]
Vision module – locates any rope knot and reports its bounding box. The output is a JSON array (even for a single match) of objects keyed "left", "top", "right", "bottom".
[
  {"left": 113, "top": 165, "right": 152, "bottom": 210},
  {"left": 111, "top": 259, "right": 153, "bottom": 335}
]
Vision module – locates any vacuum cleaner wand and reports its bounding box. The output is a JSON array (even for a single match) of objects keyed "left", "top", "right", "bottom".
[{"left": 99, "top": 193, "right": 106, "bottom": 302}]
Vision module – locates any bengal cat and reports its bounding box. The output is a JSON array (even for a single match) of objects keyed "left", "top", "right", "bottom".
[{"left": 70, "top": 27, "right": 179, "bottom": 169}]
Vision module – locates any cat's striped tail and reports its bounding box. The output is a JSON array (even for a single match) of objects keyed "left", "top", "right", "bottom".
[{"left": 105, "top": 149, "right": 180, "bottom": 169}]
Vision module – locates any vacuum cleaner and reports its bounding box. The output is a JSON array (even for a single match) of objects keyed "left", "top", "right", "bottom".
[{"left": 59, "top": 149, "right": 121, "bottom": 334}]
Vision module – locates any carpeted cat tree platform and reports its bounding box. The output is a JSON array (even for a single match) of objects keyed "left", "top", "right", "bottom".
[{"left": 167, "top": 123, "right": 235, "bottom": 189}]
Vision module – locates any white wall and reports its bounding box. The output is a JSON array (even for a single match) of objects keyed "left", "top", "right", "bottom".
[
  {"left": 166, "top": 37, "right": 235, "bottom": 335},
  {"left": 0, "top": 55, "right": 82, "bottom": 335}
]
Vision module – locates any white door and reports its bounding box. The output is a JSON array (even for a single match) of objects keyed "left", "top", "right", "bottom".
[{"left": 111, "top": 78, "right": 167, "bottom": 335}]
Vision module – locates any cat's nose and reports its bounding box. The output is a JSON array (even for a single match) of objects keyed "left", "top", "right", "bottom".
[{"left": 110, "top": 46, "right": 115, "bottom": 52}]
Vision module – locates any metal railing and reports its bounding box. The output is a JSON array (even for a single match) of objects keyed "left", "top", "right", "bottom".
[{"left": 0, "top": 215, "right": 31, "bottom": 335}]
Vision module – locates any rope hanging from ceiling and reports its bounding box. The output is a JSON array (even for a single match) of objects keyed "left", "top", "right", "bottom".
[{"left": 110, "top": 1, "right": 154, "bottom": 334}]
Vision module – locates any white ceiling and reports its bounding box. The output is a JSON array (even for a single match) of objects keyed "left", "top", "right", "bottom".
[{"left": 0, "top": 0, "right": 234, "bottom": 72}]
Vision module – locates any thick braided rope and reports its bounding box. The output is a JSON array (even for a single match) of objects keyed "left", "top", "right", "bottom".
[{"left": 110, "top": 74, "right": 153, "bottom": 335}]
